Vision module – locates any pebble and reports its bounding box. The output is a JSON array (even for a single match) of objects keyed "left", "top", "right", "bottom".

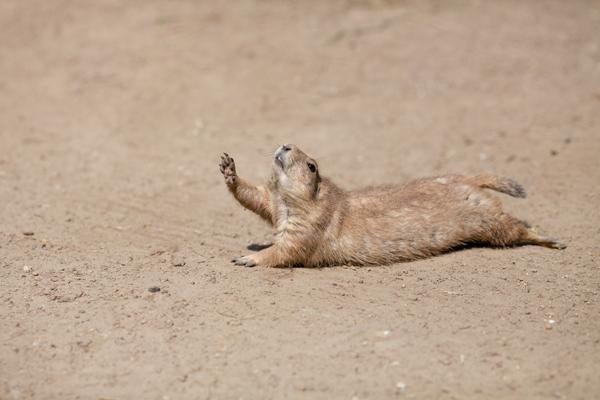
[
  {"left": 23, "top": 231, "right": 34, "bottom": 236},
  {"left": 375, "top": 330, "right": 391, "bottom": 338},
  {"left": 396, "top": 381, "right": 406, "bottom": 391},
  {"left": 148, "top": 286, "right": 161, "bottom": 293},
  {"left": 23, "top": 265, "right": 32, "bottom": 273}
]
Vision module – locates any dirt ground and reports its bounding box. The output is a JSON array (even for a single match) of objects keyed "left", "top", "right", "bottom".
[{"left": 1, "top": 0, "right": 599, "bottom": 399}]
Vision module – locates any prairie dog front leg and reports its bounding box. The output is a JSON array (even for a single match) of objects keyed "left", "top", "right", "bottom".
[
  {"left": 232, "top": 229, "right": 318, "bottom": 268},
  {"left": 232, "top": 243, "right": 296, "bottom": 268},
  {"left": 219, "top": 153, "right": 274, "bottom": 224}
]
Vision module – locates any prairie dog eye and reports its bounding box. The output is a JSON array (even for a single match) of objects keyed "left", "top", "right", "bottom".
[{"left": 307, "top": 162, "right": 316, "bottom": 173}]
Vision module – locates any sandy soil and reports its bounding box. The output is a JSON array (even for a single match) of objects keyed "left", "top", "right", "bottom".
[{"left": 1, "top": 1, "right": 599, "bottom": 399}]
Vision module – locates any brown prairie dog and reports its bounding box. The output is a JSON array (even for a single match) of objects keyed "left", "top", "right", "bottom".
[{"left": 219, "top": 144, "right": 565, "bottom": 268}]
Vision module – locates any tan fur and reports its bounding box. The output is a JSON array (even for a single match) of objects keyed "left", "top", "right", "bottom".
[{"left": 219, "top": 145, "right": 565, "bottom": 268}]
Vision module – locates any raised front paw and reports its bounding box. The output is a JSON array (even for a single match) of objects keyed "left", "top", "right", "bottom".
[
  {"left": 231, "top": 255, "right": 257, "bottom": 268},
  {"left": 219, "top": 153, "right": 237, "bottom": 186}
]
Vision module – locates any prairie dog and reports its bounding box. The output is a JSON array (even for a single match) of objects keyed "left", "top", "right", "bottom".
[{"left": 219, "top": 145, "right": 565, "bottom": 267}]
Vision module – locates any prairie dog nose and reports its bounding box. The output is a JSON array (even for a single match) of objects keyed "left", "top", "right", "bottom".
[{"left": 281, "top": 144, "right": 292, "bottom": 152}]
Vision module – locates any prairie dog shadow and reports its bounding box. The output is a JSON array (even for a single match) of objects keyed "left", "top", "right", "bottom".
[{"left": 246, "top": 243, "right": 273, "bottom": 251}]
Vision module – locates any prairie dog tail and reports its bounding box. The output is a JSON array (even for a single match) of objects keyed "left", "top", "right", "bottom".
[{"left": 467, "top": 174, "right": 527, "bottom": 198}]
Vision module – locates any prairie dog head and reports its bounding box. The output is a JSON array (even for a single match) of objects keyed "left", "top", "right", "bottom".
[{"left": 271, "top": 144, "right": 320, "bottom": 200}]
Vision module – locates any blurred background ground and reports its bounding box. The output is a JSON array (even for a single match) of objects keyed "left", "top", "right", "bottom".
[{"left": 1, "top": 0, "right": 599, "bottom": 399}]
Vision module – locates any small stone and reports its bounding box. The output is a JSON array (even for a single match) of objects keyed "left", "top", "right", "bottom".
[
  {"left": 375, "top": 330, "right": 391, "bottom": 338},
  {"left": 172, "top": 260, "right": 186, "bottom": 267},
  {"left": 23, "top": 231, "right": 34, "bottom": 236},
  {"left": 550, "top": 150, "right": 558, "bottom": 156},
  {"left": 148, "top": 286, "right": 161, "bottom": 293},
  {"left": 23, "top": 265, "right": 32, "bottom": 273},
  {"left": 396, "top": 381, "right": 406, "bottom": 391}
]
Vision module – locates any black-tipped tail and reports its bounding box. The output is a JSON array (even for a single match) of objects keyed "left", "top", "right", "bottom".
[{"left": 473, "top": 174, "right": 527, "bottom": 198}]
